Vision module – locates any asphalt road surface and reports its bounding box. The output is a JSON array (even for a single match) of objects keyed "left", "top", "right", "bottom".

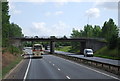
[
  {"left": 4, "top": 48, "right": 119, "bottom": 81},
  {"left": 54, "top": 51, "right": 119, "bottom": 66}
]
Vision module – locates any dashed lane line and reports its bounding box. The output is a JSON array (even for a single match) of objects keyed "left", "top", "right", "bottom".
[
  {"left": 66, "top": 76, "right": 70, "bottom": 79},
  {"left": 65, "top": 59, "right": 120, "bottom": 80},
  {"left": 58, "top": 68, "right": 61, "bottom": 71}
]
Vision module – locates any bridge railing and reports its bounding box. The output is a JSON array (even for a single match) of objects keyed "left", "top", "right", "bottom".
[{"left": 12, "top": 36, "right": 105, "bottom": 40}]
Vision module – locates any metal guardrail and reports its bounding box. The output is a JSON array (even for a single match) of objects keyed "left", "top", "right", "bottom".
[{"left": 45, "top": 51, "right": 120, "bottom": 75}]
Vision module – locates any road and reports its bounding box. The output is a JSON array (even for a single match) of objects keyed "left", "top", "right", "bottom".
[
  {"left": 3, "top": 48, "right": 119, "bottom": 80},
  {"left": 54, "top": 51, "right": 119, "bottom": 66}
]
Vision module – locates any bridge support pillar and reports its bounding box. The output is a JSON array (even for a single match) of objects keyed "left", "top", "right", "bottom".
[
  {"left": 80, "top": 42, "right": 86, "bottom": 54},
  {"left": 50, "top": 41, "right": 55, "bottom": 54}
]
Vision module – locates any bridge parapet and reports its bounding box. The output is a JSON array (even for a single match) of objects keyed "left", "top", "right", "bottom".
[{"left": 11, "top": 37, "right": 107, "bottom": 54}]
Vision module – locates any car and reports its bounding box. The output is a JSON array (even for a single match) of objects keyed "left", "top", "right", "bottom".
[
  {"left": 21, "top": 54, "right": 30, "bottom": 59},
  {"left": 84, "top": 49, "right": 93, "bottom": 57},
  {"left": 21, "top": 50, "right": 30, "bottom": 59}
]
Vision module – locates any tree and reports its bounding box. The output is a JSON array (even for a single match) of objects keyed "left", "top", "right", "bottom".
[
  {"left": 83, "top": 24, "right": 93, "bottom": 37},
  {"left": 2, "top": 2, "right": 10, "bottom": 47},
  {"left": 93, "top": 25, "right": 101, "bottom": 37},
  {"left": 117, "top": 37, "right": 120, "bottom": 49},
  {"left": 108, "top": 34, "right": 118, "bottom": 49},
  {"left": 9, "top": 23, "right": 23, "bottom": 37},
  {"left": 102, "top": 18, "right": 119, "bottom": 49},
  {"left": 2, "top": 2, "right": 23, "bottom": 47},
  {"left": 70, "top": 28, "right": 81, "bottom": 38},
  {"left": 102, "top": 18, "right": 118, "bottom": 41}
]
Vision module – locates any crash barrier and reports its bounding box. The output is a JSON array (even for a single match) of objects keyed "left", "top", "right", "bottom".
[{"left": 45, "top": 51, "right": 120, "bottom": 75}]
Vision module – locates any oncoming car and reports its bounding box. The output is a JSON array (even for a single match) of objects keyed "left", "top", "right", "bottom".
[
  {"left": 84, "top": 49, "right": 93, "bottom": 57},
  {"left": 32, "top": 44, "right": 45, "bottom": 58}
]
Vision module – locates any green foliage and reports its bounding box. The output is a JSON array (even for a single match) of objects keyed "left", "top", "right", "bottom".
[
  {"left": 102, "top": 18, "right": 118, "bottom": 41},
  {"left": 69, "top": 42, "right": 80, "bottom": 53},
  {"left": 9, "top": 23, "right": 23, "bottom": 37},
  {"left": 2, "top": 2, "right": 10, "bottom": 47},
  {"left": 56, "top": 46, "right": 71, "bottom": 52},
  {"left": 108, "top": 35, "right": 118, "bottom": 49},
  {"left": 101, "top": 18, "right": 119, "bottom": 49},
  {"left": 23, "top": 42, "right": 33, "bottom": 47},
  {"left": 8, "top": 46, "right": 21, "bottom": 55},
  {"left": 93, "top": 25, "right": 101, "bottom": 37},
  {"left": 70, "top": 18, "right": 119, "bottom": 54},
  {"left": 117, "top": 37, "right": 120, "bottom": 50},
  {"left": 83, "top": 24, "right": 93, "bottom": 37},
  {"left": 94, "top": 46, "right": 120, "bottom": 60},
  {"left": 2, "top": 2, "right": 23, "bottom": 47}
]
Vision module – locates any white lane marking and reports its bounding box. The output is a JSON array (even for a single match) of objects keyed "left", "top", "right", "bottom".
[
  {"left": 53, "top": 64, "right": 55, "bottom": 66},
  {"left": 23, "top": 58, "right": 31, "bottom": 81},
  {"left": 65, "top": 59, "right": 120, "bottom": 80},
  {"left": 58, "top": 68, "right": 60, "bottom": 70},
  {"left": 66, "top": 76, "right": 70, "bottom": 79}
]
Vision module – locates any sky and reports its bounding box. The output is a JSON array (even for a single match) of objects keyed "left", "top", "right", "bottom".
[{"left": 8, "top": 0, "right": 119, "bottom": 37}]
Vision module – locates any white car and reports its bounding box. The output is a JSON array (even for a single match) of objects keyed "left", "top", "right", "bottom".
[
  {"left": 21, "top": 50, "right": 30, "bottom": 59},
  {"left": 84, "top": 49, "right": 93, "bottom": 57}
]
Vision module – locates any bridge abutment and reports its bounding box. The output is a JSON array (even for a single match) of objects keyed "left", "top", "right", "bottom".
[
  {"left": 80, "top": 42, "right": 86, "bottom": 54},
  {"left": 50, "top": 41, "right": 55, "bottom": 54}
]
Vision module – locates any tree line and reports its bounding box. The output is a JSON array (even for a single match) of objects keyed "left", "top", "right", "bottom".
[
  {"left": 2, "top": 2, "right": 23, "bottom": 47},
  {"left": 70, "top": 18, "right": 119, "bottom": 53}
]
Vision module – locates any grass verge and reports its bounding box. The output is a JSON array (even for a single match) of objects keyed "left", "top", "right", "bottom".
[
  {"left": 94, "top": 46, "right": 120, "bottom": 60},
  {"left": 2, "top": 56, "right": 22, "bottom": 78},
  {"left": 55, "top": 46, "right": 71, "bottom": 52}
]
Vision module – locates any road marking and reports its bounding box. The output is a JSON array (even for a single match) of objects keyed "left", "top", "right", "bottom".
[
  {"left": 58, "top": 68, "right": 60, "bottom": 70},
  {"left": 65, "top": 59, "right": 120, "bottom": 80},
  {"left": 66, "top": 76, "right": 70, "bottom": 79},
  {"left": 53, "top": 64, "right": 55, "bottom": 66},
  {"left": 23, "top": 58, "right": 31, "bottom": 81}
]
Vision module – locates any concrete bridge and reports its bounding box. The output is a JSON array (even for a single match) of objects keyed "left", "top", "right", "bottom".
[{"left": 11, "top": 36, "right": 107, "bottom": 54}]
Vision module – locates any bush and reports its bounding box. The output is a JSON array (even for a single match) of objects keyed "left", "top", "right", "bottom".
[
  {"left": 117, "top": 38, "right": 120, "bottom": 49},
  {"left": 8, "top": 46, "right": 21, "bottom": 55},
  {"left": 107, "top": 35, "right": 118, "bottom": 49}
]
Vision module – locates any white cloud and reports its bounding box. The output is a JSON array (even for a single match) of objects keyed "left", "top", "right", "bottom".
[
  {"left": 86, "top": 8, "right": 100, "bottom": 18},
  {"left": 45, "top": 11, "right": 64, "bottom": 16},
  {"left": 8, "top": 2, "right": 22, "bottom": 14},
  {"left": 31, "top": 21, "right": 71, "bottom": 36},
  {"left": 13, "top": 10, "right": 22, "bottom": 14},
  {"left": 94, "top": 2, "right": 118, "bottom": 10},
  {"left": 45, "top": 12, "right": 51, "bottom": 16},
  {"left": 55, "top": 11, "right": 64, "bottom": 15},
  {"left": 8, "top": 2, "right": 15, "bottom": 10}
]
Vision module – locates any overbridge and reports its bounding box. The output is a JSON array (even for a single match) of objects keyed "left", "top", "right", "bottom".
[{"left": 11, "top": 36, "right": 107, "bottom": 54}]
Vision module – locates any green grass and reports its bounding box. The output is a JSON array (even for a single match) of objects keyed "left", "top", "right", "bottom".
[
  {"left": 56, "top": 46, "right": 71, "bottom": 52},
  {"left": 2, "top": 57, "right": 22, "bottom": 78},
  {"left": 94, "top": 46, "right": 120, "bottom": 60}
]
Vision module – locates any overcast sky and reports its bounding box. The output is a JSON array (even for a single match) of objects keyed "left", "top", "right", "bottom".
[{"left": 8, "top": 0, "right": 119, "bottom": 37}]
